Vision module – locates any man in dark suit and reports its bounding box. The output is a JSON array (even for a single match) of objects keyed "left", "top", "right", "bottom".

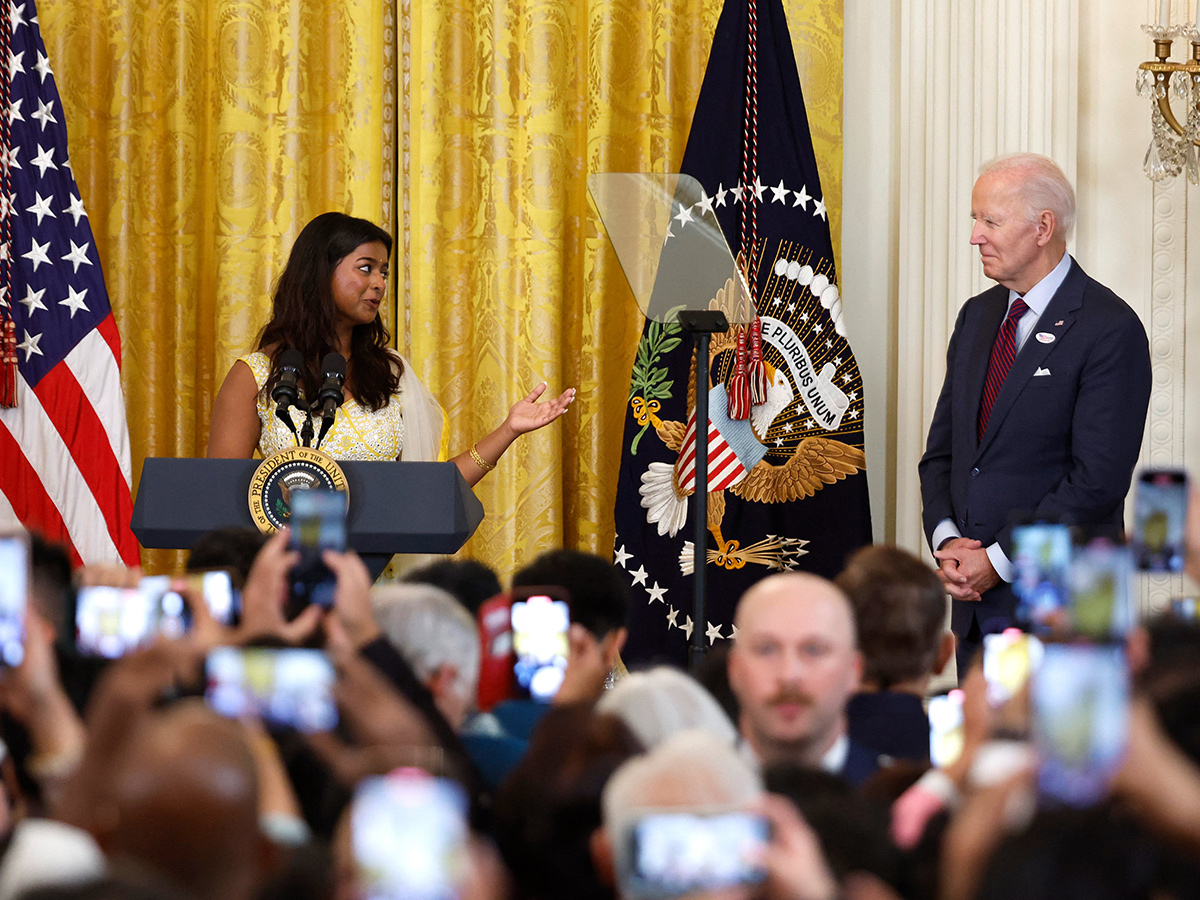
[
  {"left": 919, "top": 154, "right": 1151, "bottom": 674},
  {"left": 727, "top": 571, "right": 883, "bottom": 786}
]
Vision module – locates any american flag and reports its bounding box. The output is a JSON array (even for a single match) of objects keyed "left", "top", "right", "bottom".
[{"left": 0, "top": 0, "right": 138, "bottom": 566}]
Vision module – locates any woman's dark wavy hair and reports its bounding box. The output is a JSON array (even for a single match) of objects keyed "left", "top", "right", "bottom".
[{"left": 258, "top": 212, "right": 400, "bottom": 411}]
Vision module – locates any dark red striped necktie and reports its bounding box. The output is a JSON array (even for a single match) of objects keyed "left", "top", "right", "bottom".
[{"left": 977, "top": 298, "right": 1029, "bottom": 441}]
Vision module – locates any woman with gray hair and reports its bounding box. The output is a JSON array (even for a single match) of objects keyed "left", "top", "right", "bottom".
[{"left": 597, "top": 666, "right": 737, "bottom": 749}]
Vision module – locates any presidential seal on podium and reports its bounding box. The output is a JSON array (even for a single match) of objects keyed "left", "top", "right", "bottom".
[{"left": 247, "top": 446, "right": 348, "bottom": 533}]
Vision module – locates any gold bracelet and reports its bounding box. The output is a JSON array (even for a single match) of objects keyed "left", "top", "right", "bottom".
[{"left": 469, "top": 443, "right": 496, "bottom": 471}]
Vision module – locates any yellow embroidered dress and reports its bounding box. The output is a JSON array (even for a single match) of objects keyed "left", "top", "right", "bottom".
[{"left": 239, "top": 351, "right": 449, "bottom": 461}]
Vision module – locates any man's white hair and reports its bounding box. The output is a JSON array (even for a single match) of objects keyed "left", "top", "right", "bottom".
[
  {"left": 597, "top": 666, "right": 737, "bottom": 749},
  {"left": 979, "top": 152, "right": 1076, "bottom": 240},
  {"left": 371, "top": 582, "right": 480, "bottom": 698},
  {"left": 601, "top": 729, "right": 762, "bottom": 836}
]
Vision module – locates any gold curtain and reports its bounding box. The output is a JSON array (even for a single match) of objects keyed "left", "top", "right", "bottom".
[
  {"left": 40, "top": 0, "right": 395, "bottom": 573},
  {"left": 37, "top": 0, "right": 840, "bottom": 578},
  {"left": 399, "top": 0, "right": 843, "bottom": 577}
]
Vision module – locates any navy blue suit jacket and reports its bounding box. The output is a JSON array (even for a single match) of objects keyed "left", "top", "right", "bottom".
[{"left": 918, "top": 258, "right": 1151, "bottom": 638}]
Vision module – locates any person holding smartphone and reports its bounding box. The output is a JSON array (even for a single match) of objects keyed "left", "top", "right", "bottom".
[{"left": 205, "top": 212, "right": 573, "bottom": 485}]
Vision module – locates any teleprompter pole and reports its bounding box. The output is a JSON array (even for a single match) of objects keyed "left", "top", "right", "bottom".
[{"left": 676, "top": 309, "right": 729, "bottom": 673}]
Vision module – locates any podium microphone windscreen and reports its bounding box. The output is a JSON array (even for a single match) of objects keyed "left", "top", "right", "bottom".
[{"left": 272, "top": 348, "right": 304, "bottom": 403}]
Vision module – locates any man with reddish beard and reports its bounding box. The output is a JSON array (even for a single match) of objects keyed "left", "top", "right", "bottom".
[{"left": 727, "top": 573, "right": 882, "bottom": 786}]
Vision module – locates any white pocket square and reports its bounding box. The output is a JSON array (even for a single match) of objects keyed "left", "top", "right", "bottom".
[{"left": 1033, "top": 367, "right": 1051, "bottom": 377}]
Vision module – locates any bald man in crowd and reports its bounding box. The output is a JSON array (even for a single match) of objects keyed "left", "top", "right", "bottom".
[{"left": 726, "top": 572, "right": 882, "bottom": 786}]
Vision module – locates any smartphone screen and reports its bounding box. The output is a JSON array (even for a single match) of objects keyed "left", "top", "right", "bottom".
[
  {"left": 76, "top": 577, "right": 190, "bottom": 658},
  {"left": 982, "top": 629, "right": 1043, "bottom": 707},
  {"left": 928, "top": 690, "right": 965, "bottom": 768},
  {"left": 1012, "top": 523, "right": 1072, "bottom": 635},
  {"left": 0, "top": 534, "right": 29, "bottom": 667},
  {"left": 287, "top": 489, "right": 347, "bottom": 612},
  {"left": 620, "top": 811, "right": 769, "bottom": 900},
  {"left": 1169, "top": 597, "right": 1199, "bottom": 621},
  {"left": 178, "top": 569, "right": 240, "bottom": 626},
  {"left": 352, "top": 771, "right": 470, "bottom": 900},
  {"left": 1068, "top": 539, "right": 1134, "bottom": 638},
  {"left": 1133, "top": 469, "right": 1189, "bottom": 573},
  {"left": 205, "top": 646, "right": 337, "bottom": 733},
  {"left": 510, "top": 594, "right": 569, "bottom": 703},
  {"left": 1032, "top": 643, "right": 1129, "bottom": 808}
]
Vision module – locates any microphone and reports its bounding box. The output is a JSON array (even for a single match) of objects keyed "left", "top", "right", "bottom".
[
  {"left": 314, "top": 352, "right": 346, "bottom": 450},
  {"left": 272, "top": 348, "right": 305, "bottom": 444}
]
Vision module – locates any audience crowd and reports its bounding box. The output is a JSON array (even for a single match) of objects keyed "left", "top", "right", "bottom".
[{"left": 0, "top": 483, "right": 1199, "bottom": 900}]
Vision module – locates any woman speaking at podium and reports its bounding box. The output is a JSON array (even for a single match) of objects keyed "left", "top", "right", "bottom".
[{"left": 205, "top": 212, "right": 573, "bottom": 484}]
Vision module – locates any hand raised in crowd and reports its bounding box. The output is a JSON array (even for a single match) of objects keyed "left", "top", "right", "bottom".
[
  {"left": 503, "top": 383, "right": 576, "bottom": 437},
  {"left": 0, "top": 609, "right": 87, "bottom": 804},
  {"left": 758, "top": 792, "right": 838, "bottom": 900},
  {"left": 322, "top": 548, "right": 380, "bottom": 649},
  {"left": 306, "top": 650, "right": 440, "bottom": 787},
  {"left": 238, "top": 528, "right": 323, "bottom": 645}
]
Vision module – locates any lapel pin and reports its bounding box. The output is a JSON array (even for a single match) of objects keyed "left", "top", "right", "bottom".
[
  {"left": 1054, "top": 320, "right": 1064, "bottom": 326},
  {"left": 1036, "top": 332, "right": 1055, "bottom": 343}
]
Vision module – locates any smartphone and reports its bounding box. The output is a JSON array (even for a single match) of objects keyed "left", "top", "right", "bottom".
[
  {"left": 511, "top": 592, "right": 570, "bottom": 703},
  {"left": 982, "top": 629, "right": 1043, "bottom": 707},
  {"left": 1012, "top": 523, "right": 1072, "bottom": 635},
  {"left": 1132, "top": 469, "right": 1189, "bottom": 573},
  {"left": 475, "top": 592, "right": 515, "bottom": 712},
  {"left": 0, "top": 534, "right": 29, "bottom": 667},
  {"left": 1169, "top": 597, "right": 1199, "bottom": 621},
  {"left": 76, "top": 577, "right": 193, "bottom": 658},
  {"left": 1068, "top": 539, "right": 1135, "bottom": 638},
  {"left": 928, "top": 689, "right": 965, "bottom": 768},
  {"left": 351, "top": 771, "right": 470, "bottom": 900},
  {"left": 619, "top": 811, "right": 769, "bottom": 900},
  {"left": 204, "top": 646, "right": 337, "bottom": 732},
  {"left": 177, "top": 569, "right": 240, "bottom": 626},
  {"left": 1031, "top": 643, "right": 1129, "bottom": 808},
  {"left": 287, "top": 489, "right": 347, "bottom": 613}
]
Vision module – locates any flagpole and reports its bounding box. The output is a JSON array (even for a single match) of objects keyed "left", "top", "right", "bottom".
[{"left": 677, "top": 310, "right": 728, "bottom": 672}]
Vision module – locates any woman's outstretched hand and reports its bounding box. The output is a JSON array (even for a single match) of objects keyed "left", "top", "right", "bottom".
[{"left": 504, "top": 382, "right": 575, "bottom": 436}]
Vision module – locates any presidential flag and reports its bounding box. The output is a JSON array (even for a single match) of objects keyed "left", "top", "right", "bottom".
[
  {"left": 613, "top": 0, "right": 872, "bottom": 666},
  {"left": 0, "top": 0, "right": 138, "bottom": 566}
]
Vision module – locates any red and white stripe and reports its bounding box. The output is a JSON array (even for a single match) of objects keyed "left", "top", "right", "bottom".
[
  {"left": 0, "top": 314, "right": 138, "bottom": 566},
  {"left": 676, "top": 411, "right": 748, "bottom": 494}
]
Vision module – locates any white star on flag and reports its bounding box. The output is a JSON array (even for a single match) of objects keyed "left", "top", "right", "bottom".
[
  {"left": 25, "top": 191, "right": 54, "bottom": 225},
  {"left": 59, "top": 285, "right": 89, "bottom": 318},
  {"left": 30, "top": 97, "right": 56, "bottom": 130},
  {"left": 814, "top": 197, "right": 827, "bottom": 220},
  {"left": 613, "top": 545, "right": 632, "bottom": 568},
  {"left": 793, "top": 184, "right": 810, "bottom": 208},
  {"left": 630, "top": 565, "right": 649, "bottom": 586},
  {"left": 64, "top": 193, "right": 86, "bottom": 224},
  {"left": 30, "top": 144, "right": 56, "bottom": 177},
  {"left": 21, "top": 237, "right": 51, "bottom": 270},
  {"left": 62, "top": 239, "right": 92, "bottom": 272},
  {"left": 673, "top": 202, "right": 694, "bottom": 227},
  {"left": 647, "top": 582, "right": 667, "bottom": 604},
  {"left": 752, "top": 177, "right": 766, "bottom": 201},
  {"left": 18, "top": 285, "right": 46, "bottom": 315},
  {"left": 705, "top": 621, "right": 723, "bottom": 644},
  {"left": 770, "top": 179, "right": 789, "bottom": 203},
  {"left": 697, "top": 190, "right": 715, "bottom": 217},
  {"left": 714, "top": 184, "right": 728, "bottom": 207},
  {"left": 17, "top": 329, "right": 42, "bottom": 360},
  {"left": 681, "top": 616, "right": 694, "bottom": 640}
]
